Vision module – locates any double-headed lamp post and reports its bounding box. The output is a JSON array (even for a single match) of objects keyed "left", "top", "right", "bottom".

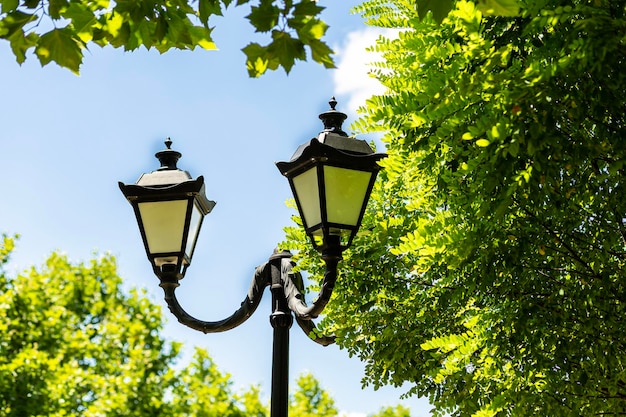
[{"left": 119, "top": 98, "right": 386, "bottom": 417}]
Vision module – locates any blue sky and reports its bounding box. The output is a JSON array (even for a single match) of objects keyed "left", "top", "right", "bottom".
[{"left": 0, "top": 1, "right": 431, "bottom": 415}]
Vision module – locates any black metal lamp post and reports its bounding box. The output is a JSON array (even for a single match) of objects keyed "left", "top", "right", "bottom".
[{"left": 119, "top": 98, "right": 386, "bottom": 417}]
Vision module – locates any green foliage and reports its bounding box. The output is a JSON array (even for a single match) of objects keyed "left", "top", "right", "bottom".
[
  {"left": 475, "top": 0, "right": 520, "bottom": 16},
  {"left": 356, "top": 0, "right": 520, "bottom": 24},
  {"left": 0, "top": 247, "right": 180, "bottom": 416},
  {"left": 289, "top": 373, "right": 338, "bottom": 417},
  {"left": 242, "top": 0, "right": 334, "bottom": 76},
  {"left": 170, "top": 348, "right": 257, "bottom": 416},
  {"left": 0, "top": 0, "right": 333, "bottom": 75},
  {"left": 369, "top": 404, "right": 411, "bottom": 417},
  {"left": 283, "top": 0, "right": 626, "bottom": 416},
  {"left": 0, "top": 242, "right": 258, "bottom": 416},
  {"left": 0, "top": 234, "right": 16, "bottom": 266}
]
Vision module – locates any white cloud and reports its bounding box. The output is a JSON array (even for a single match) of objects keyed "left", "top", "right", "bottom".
[{"left": 332, "top": 28, "right": 399, "bottom": 114}]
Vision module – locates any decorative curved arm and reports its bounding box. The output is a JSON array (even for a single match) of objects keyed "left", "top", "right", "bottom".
[
  {"left": 156, "top": 250, "right": 339, "bottom": 344},
  {"left": 157, "top": 263, "right": 270, "bottom": 334},
  {"left": 280, "top": 255, "right": 340, "bottom": 320},
  {"left": 295, "top": 317, "right": 335, "bottom": 346},
  {"left": 270, "top": 255, "right": 336, "bottom": 346}
]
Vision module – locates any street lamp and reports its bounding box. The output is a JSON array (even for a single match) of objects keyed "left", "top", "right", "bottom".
[
  {"left": 119, "top": 98, "right": 386, "bottom": 417},
  {"left": 277, "top": 97, "right": 385, "bottom": 258},
  {"left": 118, "top": 138, "right": 216, "bottom": 280}
]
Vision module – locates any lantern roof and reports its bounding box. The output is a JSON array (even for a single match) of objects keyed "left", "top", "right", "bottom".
[
  {"left": 133, "top": 138, "right": 197, "bottom": 188},
  {"left": 314, "top": 97, "right": 376, "bottom": 154},
  {"left": 119, "top": 138, "right": 216, "bottom": 215},
  {"left": 277, "top": 98, "right": 386, "bottom": 177}
]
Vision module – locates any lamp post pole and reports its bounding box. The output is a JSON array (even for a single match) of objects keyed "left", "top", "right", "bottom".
[
  {"left": 269, "top": 252, "right": 293, "bottom": 417},
  {"left": 119, "top": 98, "right": 386, "bottom": 417}
]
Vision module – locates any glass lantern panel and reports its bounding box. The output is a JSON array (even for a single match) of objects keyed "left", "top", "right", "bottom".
[
  {"left": 311, "top": 228, "right": 324, "bottom": 247},
  {"left": 292, "top": 167, "right": 322, "bottom": 228},
  {"left": 138, "top": 199, "right": 189, "bottom": 255},
  {"left": 184, "top": 201, "right": 204, "bottom": 261},
  {"left": 323, "top": 166, "right": 372, "bottom": 226},
  {"left": 329, "top": 227, "right": 353, "bottom": 247}
]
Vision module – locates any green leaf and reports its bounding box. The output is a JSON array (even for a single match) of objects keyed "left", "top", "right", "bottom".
[
  {"left": 293, "top": 17, "right": 328, "bottom": 42},
  {"left": 242, "top": 42, "right": 270, "bottom": 77},
  {"left": 161, "top": 12, "right": 192, "bottom": 49},
  {"left": 417, "top": 0, "right": 455, "bottom": 22},
  {"left": 0, "top": 11, "right": 37, "bottom": 38},
  {"left": 8, "top": 30, "right": 38, "bottom": 63},
  {"left": 246, "top": 1, "right": 280, "bottom": 33},
  {"left": 308, "top": 38, "right": 335, "bottom": 68},
  {"left": 292, "top": 0, "right": 324, "bottom": 18},
  {"left": 35, "top": 28, "right": 83, "bottom": 73},
  {"left": 476, "top": 0, "right": 520, "bottom": 17},
  {"left": 188, "top": 25, "right": 216, "bottom": 50},
  {"left": 0, "top": 0, "right": 19, "bottom": 14},
  {"left": 64, "top": 3, "right": 97, "bottom": 43},
  {"left": 48, "top": 0, "right": 68, "bottom": 19},
  {"left": 268, "top": 30, "right": 305, "bottom": 73},
  {"left": 22, "top": 0, "right": 39, "bottom": 9},
  {"left": 155, "top": 13, "right": 168, "bottom": 42},
  {"left": 198, "top": 0, "right": 221, "bottom": 25}
]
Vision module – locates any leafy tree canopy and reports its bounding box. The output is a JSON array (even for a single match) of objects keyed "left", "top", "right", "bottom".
[
  {"left": 369, "top": 405, "right": 411, "bottom": 417},
  {"left": 0, "top": 0, "right": 524, "bottom": 75},
  {"left": 289, "top": 373, "right": 338, "bottom": 417},
  {"left": 0, "top": 0, "right": 334, "bottom": 75},
  {"left": 283, "top": 0, "right": 626, "bottom": 416},
  {"left": 0, "top": 234, "right": 250, "bottom": 416},
  {"left": 359, "top": 0, "right": 519, "bottom": 26}
]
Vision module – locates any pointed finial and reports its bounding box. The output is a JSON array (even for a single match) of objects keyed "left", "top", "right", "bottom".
[
  {"left": 329, "top": 96, "right": 338, "bottom": 110},
  {"left": 155, "top": 137, "right": 182, "bottom": 170},
  {"left": 318, "top": 96, "right": 348, "bottom": 136}
]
